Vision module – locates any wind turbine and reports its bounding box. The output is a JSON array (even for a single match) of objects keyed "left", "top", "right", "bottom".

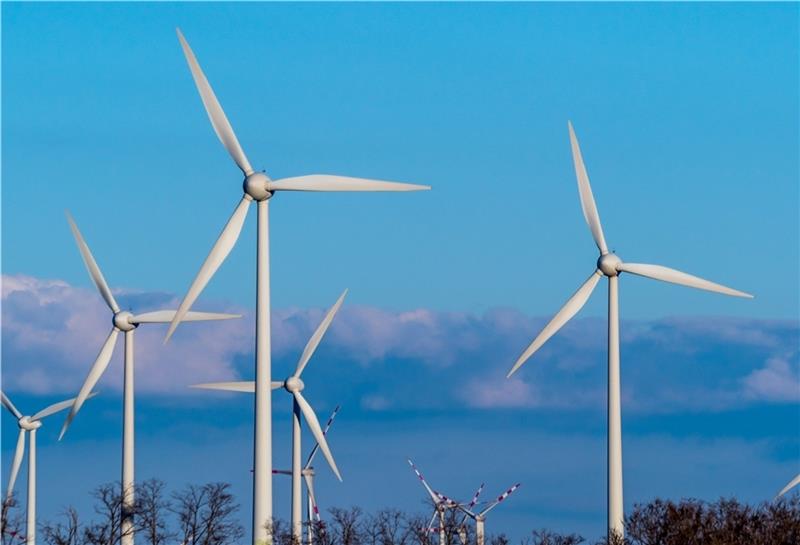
[
  {"left": 3, "top": 391, "right": 95, "bottom": 545},
  {"left": 507, "top": 122, "right": 753, "bottom": 539},
  {"left": 192, "top": 290, "right": 347, "bottom": 543},
  {"left": 407, "top": 459, "right": 462, "bottom": 545},
  {"left": 777, "top": 474, "right": 800, "bottom": 498},
  {"left": 166, "top": 29, "right": 429, "bottom": 545},
  {"left": 456, "top": 483, "right": 520, "bottom": 545},
  {"left": 58, "top": 212, "right": 240, "bottom": 545}
]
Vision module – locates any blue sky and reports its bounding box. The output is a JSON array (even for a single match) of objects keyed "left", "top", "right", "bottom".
[{"left": 2, "top": 2, "right": 798, "bottom": 542}]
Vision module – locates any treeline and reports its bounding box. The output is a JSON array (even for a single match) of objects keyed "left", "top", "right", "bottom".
[{"left": 2, "top": 480, "right": 799, "bottom": 545}]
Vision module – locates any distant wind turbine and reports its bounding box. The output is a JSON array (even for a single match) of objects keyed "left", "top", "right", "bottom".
[
  {"left": 456, "top": 483, "right": 520, "bottom": 545},
  {"left": 407, "top": 459, "right": 462, "bottom": 545},
  {"left": 507, "top": 122, "right": 753, "bottom": 539}
]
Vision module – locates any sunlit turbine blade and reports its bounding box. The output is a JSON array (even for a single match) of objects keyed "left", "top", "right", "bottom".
[
  {"left": 294, "top": 290, "right": 348, "bottom": 377},
  {"left": 132, "top": 310, "right": 241, "bottom": 324},
  {"left": 294, "top": 391, "right": 342, "bottom": 481},
  {"left": 6, "top": 430, "right": 25, "bottom": 500},
  {"left": 568, "top": 122, "right": 608, "bottom": 255},
  {"left": 467, "top": 483, "right": 484, "bottom": 509},
  {"left": 617, "top": 262, "right": 753, "bottom": 298},
  {"left": 268, "top": 175, "right": 430, "bottom": 192},
  {"left": 1, "top": 392, "right": 22, "bottom": 420},
  {"left": 65, "top": 211, "right": 120, "bottom": 313},
  {"left": 480, "top": 483, "right": 521, "bottom": 516},
  {"left": 407, "top": 458, "right": 440, "bottom": 504},
  {"left": 507, "top": 270, "right": 602, "bottom": 377},
  {"left": 31, "top": 392, "right": 97, "bottom": 422},
  {"left": 427, "top": 511, "right": 438, "bottom": 532},
  {"left": 165, "top": 196, "right": 252, "bottom": 343},
  {"left": 191, "top": 381, "right": 257, "bottom": 393},
  {"left": 59, "top": 328, "right": 120, "bottom": 440},
  {"left": 175, "top": 28, "right": 254, "bottom": 175},
  {"left": 304, "top": 405, "right": 340, "bottom": 470},
  {"left": 777, "top": 474, "right": 800, "bottom": 498}
]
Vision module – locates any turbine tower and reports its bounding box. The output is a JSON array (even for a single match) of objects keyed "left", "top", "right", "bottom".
[
  {"left": 167, "top": 29, "right": 429, "bottom": 545},
  {"left": 507, "top": 122, "right": 752, "bottom": 539},
  {"left": 456, "top": 483, "right": 520, "bottom": 545},
  {"left": 3, "top": 391, "right": 95, "bottom": 545},
  {"left": 59, "top": 212, "right": 239, "bottom": 545},
  {"left": 192, "top": 291, "right": 347, "bottom": 543}
]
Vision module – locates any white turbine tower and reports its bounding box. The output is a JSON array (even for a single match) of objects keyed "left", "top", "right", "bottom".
[
  {"left": 166, "top": 29, "right": 429, "bottom": 545},
  {"left": 456, "top": 483, "right": 520, "bottom": 545},
  {"left": 777, "top": 474, "right": 800, "bottom": 498},
  {"left": 408, "top": 459, "right": 461, "bottom": 545},
  {"left": 3, "top": 391, "right": 95, "bottom": 545},
  {"left": 58, "top": 212, "right": 239, "bottom": 545},
  {"left": 507, "top": 122, "right": 753, "bottom": 539},
  {"left": 192, "top": 291, "right": 347, "bottom": 543}
]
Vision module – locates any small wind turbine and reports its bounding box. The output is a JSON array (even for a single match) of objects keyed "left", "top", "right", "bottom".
[
  {"left": 407, "top": 459, "right": 462, "bottom": 545},
  {"left": 193, "top": 290, "right": 347, "bottom": 543},
  {"left": 507, "top": 122, "right": 753, "bottom": 539},
  {"left": 59, "top": 212, "right": 240, "bottom": 545},
  {"left": 167, "top": 29, "right": 429, "bottom": 544},
  {"left": 3, "top": 391, "right": 95, "bottom": 545},
  {"left": 777, "top": 474, "right": 800, "bottom": 498},
  {"left": 456, "top": 483, "right": 521, "bottom": 545}
]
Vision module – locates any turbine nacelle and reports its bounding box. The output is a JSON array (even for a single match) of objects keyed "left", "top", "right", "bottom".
[
  {"left": 284, "top": 376, "right": 305, "bottom": 393},
  {"left": 597, "top": 253, "right": 622, "bottom": 277},
  {"left": 113, "top": 311, "right": 137, "bottom": 332},
  {"left": 243, "top": 172, "right": 273, "bottom": 201},
  {"left": 17, "top": 416, "right": 42, "bottom": 431}
]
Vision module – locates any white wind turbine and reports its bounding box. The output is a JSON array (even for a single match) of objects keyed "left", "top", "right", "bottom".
[
  {"left": 166, "top": 29, "right": 429, "bottom": 545},
  {"left": 408, "top": 459, "right": 462, "bottom": 545},
  {"left": 777, "top": 474, "right": 800, "bottom": 498},
  {"left": 507, "top": 122, "right": 753, "bottom": 539},
  {"left": 192, "top": 290, "right": 347, "bottom": 544},
  {"left": 58, "top": 212, "right": 240, "bottom": 545},
  {"left": 3, "top": 391, "right": 95, "bottom": 545},
  {"left": 456, "top": 483, "right": 520, "bottom": 545}
]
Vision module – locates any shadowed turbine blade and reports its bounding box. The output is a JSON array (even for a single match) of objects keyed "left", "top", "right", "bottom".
[
  {"left": 480, "top": 483, "right": 521, "bottom": 516},
  {"left": 268, "top": 175, "right": 430, "bottom": 192},
  {"left": 617, "top": 262, "right": 753, "bottom": 298},
  {"left": 6, "top": 430, "right": 25, "bottom": 500},
  {"left": 132, "top": 310, "right": 241, "bottom": 324},
  {"left": 32, "top": 392, "right": 97, "bottom": 422},
  {"left": 190, "top": 381, "right": 260, "bottom": 393},
  {"left": 176, "top": 28, "right": 254, "bottom": 175},
  {"left": 294, "top": 391, "right": 342, "bottom": 481},
  {"left": 65, "top": 211, "right": 120, "bottom": 313},
  {"left": 777, "top": 474, "right": 800, "bottom": 498},
  {"left": 407, "top": 459, "right": 440, "bottom": 504},
  {"left": 165, "top": 196, "right": 252, "bottom": 343},
  {"left": 508, "top": 270, "right": 602, "bottom": 377},
  {"left": 60, "top": 328, "right": 120, "bottom": 440},
  {"left": 304, "top": 405, "right": 340, "bottom": 469},
  {"left": 568, "top": 122, "right": 608, "bottom": 254},
  {"left": 303, "top": 472, "right": 321, "bottom": 521},
  {"left": 1, "top": 392, "right": 22, "bottom": 420},
  {"left": 295, "top": 290, "right": 348, "bottom": 377}
]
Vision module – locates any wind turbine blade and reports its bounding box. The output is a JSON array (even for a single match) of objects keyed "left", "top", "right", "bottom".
[
  {"left": 31, "top": 392, "right": 98, "bottom": 422},
  {"left": 294, "top": 290, "right": 348, "bottom": 377},
  {"left": 132, "top": 310, "right": 241, "bottom": 324},
  {"left": 427, "top": 511, "right": 438, "bottom": 532},
  {"left": 480, "top": 483, "right": 521, "bottom": 516},
  {"left": 6, "top": 430, "right": 25, "bottom": 500},
  {"left": 407, "top": 459, "right": 439, "bottom": 504},
  {"left": 268, "top": 175, "right": 430, "bottom": 192},
  {"left": 304, "top": 405, "right": 340, "bottom": 469},
  {"left": 59, "top": 328, "right": 120, "bottom": 440},
  {"left": 294, "top": 391, "right": 342, "bottom": 481},
  {"left": 303, "top": 473, "right": 321, "bottom": 521},
  {"left": 65, "top": 211, "right": 120, "bottom": 313},
  {"left": 507, "top": 270, "right": 602, "bottom": 377},
  {"left": 467, "top": 483, "right": 485, "bottom": 510},
  {"left": 175, "top": 28, "right": 254, "bottom": 175},
  {"left": 617, "top": 262, "right": 753, "bottom": 298},
  {"left": 190, "top": 381, "right": 257, "bottom": 393},
  {"left": 568, "top": 122, "right": 608, "bottom": 254},
  {"left": 1, "top": 392, "right": 22, "bottom": 420},
  {"left": 777, "top": 474, "right": 800, "bottom": 498},
  {"left": 165, "top": 196, "right": 252, "bottom": 342}
]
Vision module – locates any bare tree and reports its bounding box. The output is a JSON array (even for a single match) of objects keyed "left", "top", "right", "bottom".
[
  {"left": 171, "top": 483, "right": 243, "bottom": 545},
  {"left": 1, "top": 497, "right": 24, "bottom": 545},
  {"left": 529, "top": 529, "right": 584, "bottom": 545},
  {"left": 135, "top": 480, "right": 173, "bottom": 545},
  {"left": 83, "top": 482, "right": 128, "bottom": 545},
  {"left": 328, "top": 507, "right": 363, "bottom": 545},
  {"left": 41, "top": 508, "right": 82, "bottom": 545}
]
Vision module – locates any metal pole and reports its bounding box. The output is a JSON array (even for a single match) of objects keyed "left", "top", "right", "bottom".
[
  {"left": 291, "top": 399, "right": 302, "bottom": 542},
  {"left": 26, "top": 430, "right": 35, "bottom": 545},
  {"left": 121, "top": 330, "right": 135, "bottom": 545},
  {"left": 607, "top": 276, "right": 624, "bottom": 539}
]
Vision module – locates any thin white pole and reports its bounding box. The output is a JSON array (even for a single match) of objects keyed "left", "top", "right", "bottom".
[
  {"left": 291, "top": 399, "right": 302, "bottom": 542},
  {"left": 253, "top": 199, "right": 273, "bottom": 545},
  {"left": 438, "top": 508, "right": 445, "bottom": 545},
  {"left": 607, "top": 276, "right": 624, "bottom": 538},
  {"left": 306, "top": 474, "right": 314, "bottom": 545},
  {"left": 475, "top": 517, "right": 484, "bottom": 545},
  {"left": 26, "top": 430, "right": 35, "bottom": 545},
  {"left": 122, "top": 330, "right": 135, "bottom": 545}
]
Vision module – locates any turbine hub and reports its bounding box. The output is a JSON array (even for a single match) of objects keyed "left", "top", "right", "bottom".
[
  {"left": 597, "top": 253, "right": 622, "bottom": 277},
  {"left": 243, "top": 172, "right": 273, "bottom": 201},
  {"left": 113, "top": 311, "right": 136, "bottom": 331},
  {"left": 284, "top": 376, "right": 304, "bottom": 393},
  {"left": 18, "top": 416, "right": 41, "bottom": 431}
]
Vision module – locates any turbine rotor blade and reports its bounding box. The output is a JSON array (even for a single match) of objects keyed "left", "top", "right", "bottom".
[
  {"left": 1, "top": 392, "right": 22, "bottom": 420},
  {"left": 294, "top": 290, "right": 348, "bottom": 377},
  {"left": 777, "top": 473, "right": 800, "bottom": 498},
  {"left": 6, "top": 430, "right": 25, "bottom": 500},
  {"left": 132, "top": 310, "right": 241, "bottom": 324},
  {"left": 59, "top": 328, "right": 120, "bottom": 440},
  {"left": 407, "top": 459, "right": 439, "bottom": 504},
  {"left": 268, "top": 175, "right": 430, "bottom": 192},
  {"left": 65, "top": 211, "right": 120, "bottom": 313},
  {"left": 294, "top": 391, "right": 342, "bottom": 481},
  {"left": 190, "top": 381, "right": 258, "bottom": 393},
  {"left": 304, "top": 405, "right": 340, "bottom": 469},
  {"left": 507, "top": 270, "right": 602, "bottom": 377},
  {"left": 31, "top": 392, "right": 98, "bottom": 422},
  {"left": 568, "top": 122, "right": 608, "bottom": 254},
  {"left": 303, "top": 472, "right": 321, "bottom": 521},
  {"left": 467, "top": 483, "right": 485, "bottom": 510},
  {"left": 176, "top": 28, "right": 254, "bottom": 175},
  {"left": 480, "top": 483, "right": 521, "bottom": 516},
  {"left": 616, "top": 262, "right": 753, "bottom": 298},
  {"left": 165, "top": 196, "right": 252, "bottom": 342}
]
